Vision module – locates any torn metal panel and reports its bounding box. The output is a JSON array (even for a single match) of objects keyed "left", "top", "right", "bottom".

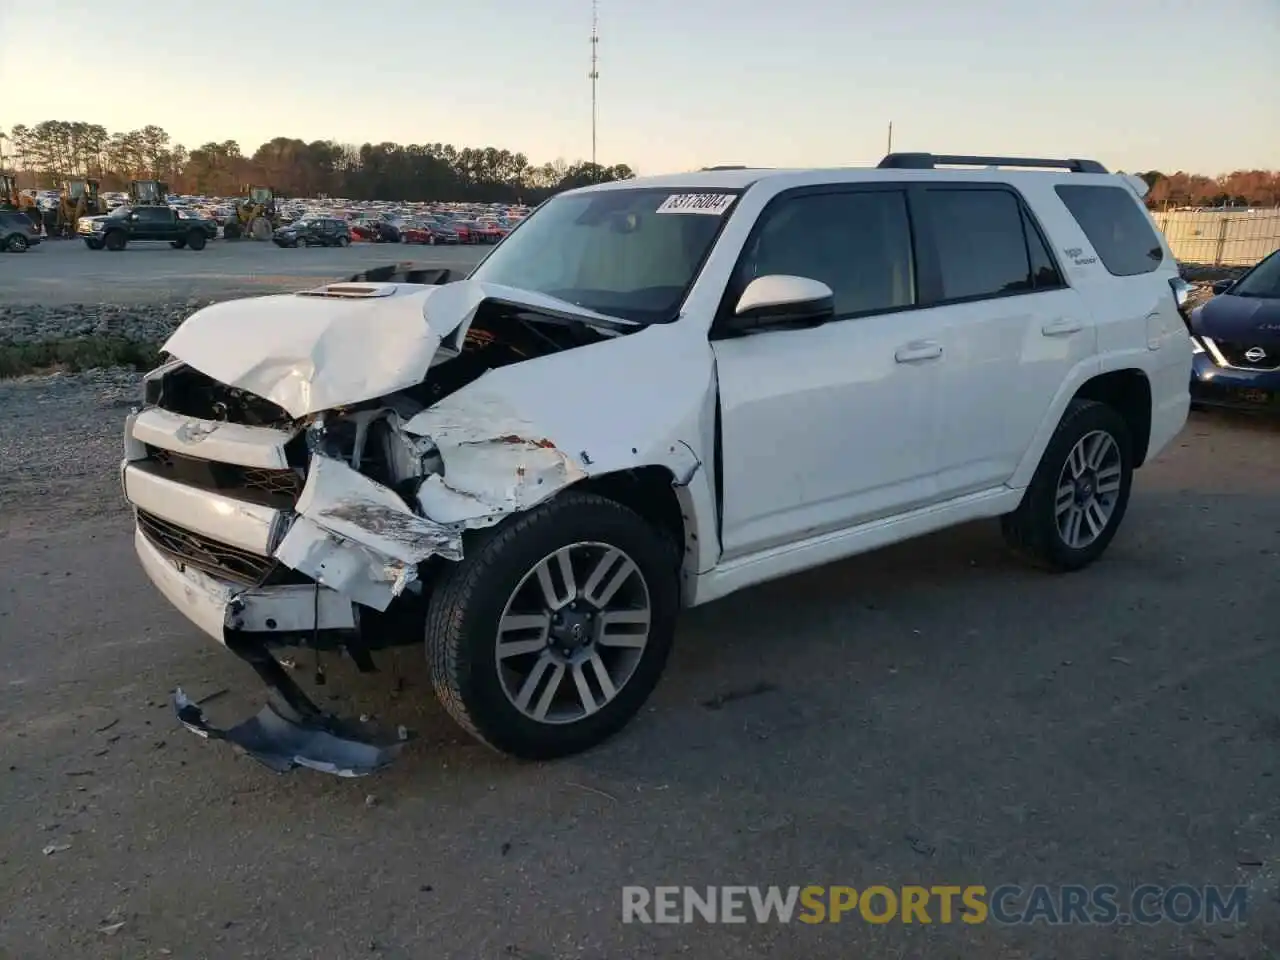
[
  {"left": 274, "top": 516, "right": 415, "bottom": 612},
  {"left": 294, "top": 455, "right": 462, "bottom": 563},
  {"left": 130, "top": 406, "right": 298, "bottom": 469},
  {"left": 174, "top": 688, "right": 405, "bottom": 777}
]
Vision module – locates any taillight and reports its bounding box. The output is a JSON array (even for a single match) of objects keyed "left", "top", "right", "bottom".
[{"left": 1169, "top": 277, "right": 1194, "bottom": 331}]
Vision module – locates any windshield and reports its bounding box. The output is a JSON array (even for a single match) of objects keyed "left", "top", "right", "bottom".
[
  {"left": 468, "top": 187, "right": 740, "bottom": 323},
  {"left": 1230, "top": 251, "right": 1280, "bottom": 299},
  {"left": 108, "top": 206, "right": 131, "bottom": 219}
]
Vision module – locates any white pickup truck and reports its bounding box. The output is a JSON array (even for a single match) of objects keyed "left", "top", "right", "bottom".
[{"left": 123, "top": 153, "right": 1191, "bottom": 774}]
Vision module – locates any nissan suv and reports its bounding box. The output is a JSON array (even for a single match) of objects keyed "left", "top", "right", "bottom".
[{"left": 122, "top": 153, "right": 1191, "bottom": 775}]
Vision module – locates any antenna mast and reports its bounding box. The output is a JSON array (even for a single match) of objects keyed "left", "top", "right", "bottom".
[{"left": 589, "top": 0, "right": 599, "bottom": 172}]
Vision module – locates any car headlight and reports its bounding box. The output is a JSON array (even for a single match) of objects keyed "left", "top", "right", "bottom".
[{"left": 1190, "top": 335, "right": 1205, "bottom": 354}]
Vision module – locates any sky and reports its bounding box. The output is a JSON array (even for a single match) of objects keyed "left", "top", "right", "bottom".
[{"left": 2, "top": 0, "right": 1277, "bottom": 176}]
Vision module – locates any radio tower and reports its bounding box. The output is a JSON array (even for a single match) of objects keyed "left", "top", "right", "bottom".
[{"left": 589, "top": 0, "right": 599, "bottom": 172}]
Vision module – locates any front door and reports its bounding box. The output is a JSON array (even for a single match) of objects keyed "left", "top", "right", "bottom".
[{"left": 711, "top": 186, "right": 949, "bottom": 561}]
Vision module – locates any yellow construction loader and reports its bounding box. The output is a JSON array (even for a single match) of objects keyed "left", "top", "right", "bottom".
[
  {"left": 223, "top": 185, "right": 279, "bottom": 240},
  {"left": 54, "top": 179, "right": 105, "bottom": 237}
]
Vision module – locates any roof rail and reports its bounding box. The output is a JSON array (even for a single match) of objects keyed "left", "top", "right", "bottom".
[
  {"left": 701, "top": 165, "right": 750, "bottom": 171},
  {"left": 877, "top": 153, "right": 1108, "bottom": 174}
]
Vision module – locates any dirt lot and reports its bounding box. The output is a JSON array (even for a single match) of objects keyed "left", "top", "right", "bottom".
[{"left": 1, "top": 244, "right": 1278, "bottom": 959}]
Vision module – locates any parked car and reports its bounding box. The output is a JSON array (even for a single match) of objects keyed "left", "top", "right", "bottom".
[
  {"left": 349, "top": 217, "right": 401, "bottom": 243},
  {"left": 122, "top": 151, "right": 1190, "bottom": 774},
  {"left": 0, "top": 211, "right": 41, "bottom": 252},
  {"left": 78, "top": 205, "right": 210, "bottom": 250},
  {"left": 399, "top": 220, "right": 441, "bottom": 245},
  {"left": 1189, "top": 249, "right": 1280, "bottom": 410},
  {"left": 472, "top": 222, "right": 505, "bottom": 243},
  {"left": 273, "top": 218, "right": 352, "bottom": 248}
]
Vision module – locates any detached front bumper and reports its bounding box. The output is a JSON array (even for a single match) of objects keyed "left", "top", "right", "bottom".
[
  {"left": 122, "top": 402, "right": 434, "bottom": 775},
  {"left": 133, "top": 526, "right": 357, "bottom": 641}
]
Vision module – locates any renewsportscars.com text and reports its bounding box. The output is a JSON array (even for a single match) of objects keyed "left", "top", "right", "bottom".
[{"left": 622, "top": 884, "right": 1248, "bottom": 925}]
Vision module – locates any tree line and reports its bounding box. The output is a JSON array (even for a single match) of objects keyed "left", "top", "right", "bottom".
[
  {"left": 1131, "top": 170, "right": 1278, "bottom": 209},
  {"left": 4, "top": 120, "right": 1277, "bottom": 208},
  {"left": 0, "top": 120, "right": 635, "bottom": 202}
]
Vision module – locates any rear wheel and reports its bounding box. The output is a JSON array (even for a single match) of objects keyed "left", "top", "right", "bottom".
[
  {"left": 1001, "top": 399, "right": 1133, "bottom": 571},
  {"left": 104, "top": 231, "right": 127, "bottom": 251},
  {"left": 426, "top": 492, "right": 680, "bottom": 760},
  {"left": 170, "top": 238, "right": 187, "bottom": 249},
  {"left": 6, "top": 234, "right": 29, "bottom": 252},
  {"left": 223, "top": 221, "right": 242, "bottom": 240},
  {"left": 337, "top": 235, "right": 349, "bottom": 248},
  {"left": 186, "top": 230, "right": 206, "bottom": 251},
  {"left": 249, "top": 217, "right": 271, "bottom": 241}
]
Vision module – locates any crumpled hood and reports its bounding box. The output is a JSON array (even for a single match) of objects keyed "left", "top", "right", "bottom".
[{"left": 161, "top": 279, "right": 629, "bottom": 419}]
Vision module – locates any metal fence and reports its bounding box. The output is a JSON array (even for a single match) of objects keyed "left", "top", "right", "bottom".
[{"left": 1152, "top": 209, "right": 1280, "bottom": 267}]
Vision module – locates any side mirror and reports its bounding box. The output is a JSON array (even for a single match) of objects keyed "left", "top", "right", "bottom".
[
  {"left": 726, "top": 275, "right": 835, "bottom": 332},
  {"left": 1211, "top": 279, "right": 1234, "bottom": 295}
]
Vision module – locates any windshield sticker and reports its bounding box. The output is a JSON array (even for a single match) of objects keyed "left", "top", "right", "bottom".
[{"left": 655, "top": 194, "right": 735, "bottom": 215}]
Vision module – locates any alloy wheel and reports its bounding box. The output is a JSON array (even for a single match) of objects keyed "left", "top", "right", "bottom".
[{"left": 495, "top": 542, "right": 651, "bottom": 724}]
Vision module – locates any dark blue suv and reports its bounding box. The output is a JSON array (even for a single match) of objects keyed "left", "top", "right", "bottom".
[{"left": 1190, "top": 249, "right": 1280, "bottom": 411}]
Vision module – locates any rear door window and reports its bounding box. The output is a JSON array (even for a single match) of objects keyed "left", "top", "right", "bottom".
[
  {"left": 922, "top": 188, "right": 1039, "bottom": 300},
  {"left": 1054, "top": 184, "right": 1164, "bottom": 276}
]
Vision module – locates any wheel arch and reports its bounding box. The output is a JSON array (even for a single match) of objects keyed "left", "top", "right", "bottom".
[{"left": 1072, "top": 368, "right": 1153, "bottom": 466}]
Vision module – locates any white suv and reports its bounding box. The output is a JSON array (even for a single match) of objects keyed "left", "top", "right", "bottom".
[{"left": 124, "top": 153, "right": 1191, "bottom": 773}]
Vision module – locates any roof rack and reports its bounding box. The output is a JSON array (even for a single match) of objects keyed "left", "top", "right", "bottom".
[
  {"left": 701, "top": 165, "right": 750, "bottom": 171},
  {"left": 877, "top": 153, "right": 1108, "bottom": 174}
]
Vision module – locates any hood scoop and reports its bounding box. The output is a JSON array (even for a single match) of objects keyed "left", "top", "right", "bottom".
[{"left": 297, "top": 282, "right": 400, "bottom": 299}]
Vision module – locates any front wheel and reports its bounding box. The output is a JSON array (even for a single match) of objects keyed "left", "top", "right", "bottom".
[
  {"left": 1001, "top": 398, "right": 1134, "bottom": 571},
  {"left": 337, "top": 235, "right": 350, "bottom": 248},
  {"left": 186, "top": 230, "right": 206, "bottom": 250},
  {"left": 84, "top": 238, "right": 104, "bottom": 250},
  {"left": 170, "top": 238, "right": 187, "bottom": 249},
  {"left": 104, "top": 231, "right": 127, "bottom": 251},
  {"left": 6, "top": 234, "right": 29, "bottom": 252},
  {"left": 426, "top": 492, "right": 680, "bottom": 760}
]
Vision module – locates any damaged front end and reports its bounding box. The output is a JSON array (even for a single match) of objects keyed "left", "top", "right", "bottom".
[{"left": 124, "top": 270, "right": 653, "bottom": 775}]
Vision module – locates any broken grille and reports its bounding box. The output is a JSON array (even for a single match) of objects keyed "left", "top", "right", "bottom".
[
  {"left": 137, "top": 510, "right": 277, "bottom": 586},
  {"left": 147, "top": 448, "right": 305, "bottom": 502}
]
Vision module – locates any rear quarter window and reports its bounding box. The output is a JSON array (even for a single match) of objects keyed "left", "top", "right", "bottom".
[{"left": 1054, "top": 184, "right": 1164, "bottom": 277}]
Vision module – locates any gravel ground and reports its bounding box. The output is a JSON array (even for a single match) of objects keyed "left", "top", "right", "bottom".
[{"left": 1, "top": 244, "right": 1278, "bottom": 959}]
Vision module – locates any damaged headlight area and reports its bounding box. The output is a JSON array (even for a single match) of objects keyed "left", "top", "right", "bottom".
[{"left": 129, "top": 292, "right": 616, "bottom": 775}]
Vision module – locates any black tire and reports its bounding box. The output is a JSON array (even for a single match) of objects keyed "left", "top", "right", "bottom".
[
  {"left": 84, "top": 238, "right": 104, "bottom": 250},
  {"left": 104, "top": 230, "right": 127, "bottom": 251},
  {"left": 337, "top": 235, "right": 349, "bottom": 248},
  {"left": 6, "top": 234, "right": 29, "bottom": 252},
  {"left": 426, "top": 491, "right": 680, "bottom": 760},
  {"left": 170, "top": 238, "right": 187, "bottom": 249},
  {"left": 186, "top": 230, "right": 206, "bottom": 251},
  {"left": 1001, "top": 398, "right": 1134, "bottom": 572},
  {"left": 223, "top": 221, "right": 241, "bottom": 240}
]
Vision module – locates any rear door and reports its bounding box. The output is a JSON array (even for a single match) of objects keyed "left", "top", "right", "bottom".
[{"left": 913, "top": 185, "right": 1095, "bottom": 497}]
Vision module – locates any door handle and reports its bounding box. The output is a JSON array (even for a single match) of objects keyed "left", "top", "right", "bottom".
[
  {"left": 894, "top": 340, "right": 943, "bottom": 363},
  {"left": 1042, "top": 318, "right": 1083, "bottom": 337}
]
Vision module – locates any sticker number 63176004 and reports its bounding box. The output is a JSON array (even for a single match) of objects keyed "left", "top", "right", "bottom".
[{"left": 655, "top": 194, "right": 735, "bottom": 215}]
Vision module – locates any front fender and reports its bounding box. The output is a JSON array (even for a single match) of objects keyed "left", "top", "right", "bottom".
[{"left": 401, "top": 322, "right": 721, "bottom": 575}]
